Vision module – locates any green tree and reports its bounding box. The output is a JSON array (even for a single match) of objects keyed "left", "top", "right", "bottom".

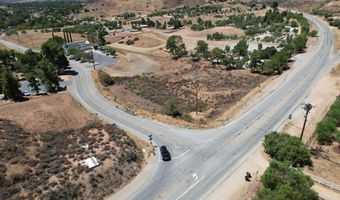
[
  {"left": 0, "top": 49, "right": 12, "bottom": 66},
  {"left": 166, "top": 35, "right": 187, "bottom": 58},
  {"left": 16, "top": 49, "right": 41, "bottom": 68},
  {"left": 0, "top": 69, "right": 21, "bottom": 100},
  {"left": 195, "top": 40, "right": 209, "bottom": 59},
  {"left": 224, "top": 45, "right": 231, "bottom": 53},
  {"left": 250, "top": 49, "right": 261, "bottom": 72},
  {"left": 98, "top": 28, "right": 108, "bottom": 46},
  {"left": 27, "top": 72, "right": 40, "bottom": 94},
  {"left": 263, "top": 132, "right": 311, "bottom": 167},
  {"left": 293, "top": 34, "right": 307, "bottom": 52},
  {"left": 35, "top": 59, "right": 59, "bottom": 92},
  {"left": 210, "top": 47, "right": 225, "bottom": 63},
  {"left": 255, "top": 161, "right": 318, "bottom": 200},
  {"left": 41, "top": 38, "right": 69, "bottom": 72},
  {"left": 232, "top": 39, "right": 248, "bottom": 56}
]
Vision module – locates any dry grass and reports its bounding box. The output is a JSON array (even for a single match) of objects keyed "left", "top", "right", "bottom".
[
  {"left": 1, "top": 30, "right": 85, "bottom": 50},
  {"left": 305, "top": 143, "right": 340, "bottom": 185},
  {"left": 0, "top": 119, "right": 145, "bottom": 200},
  {"left": 333, "top": 28, "right": 340, "bottom": 51},
  {"left": 0, "top": 43, "right": 9, "bottom": 50},
  {"left": 95, "top": 57, "right": 267, "bottom": 128}
]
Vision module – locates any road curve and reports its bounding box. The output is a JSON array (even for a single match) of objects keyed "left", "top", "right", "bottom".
[{"left": 0, "top": 13, "right": 337, "bottom": 200}]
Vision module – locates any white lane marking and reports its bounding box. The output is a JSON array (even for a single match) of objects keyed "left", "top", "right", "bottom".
[
  {"left": 175, "top": 176, "right": 205, "bottom": 200},
  {"left": 192, "top": 173, "right": 198, "bottom": 181},
  {"left": 172, "top": 149, "right": 191, "bottom": 160}
]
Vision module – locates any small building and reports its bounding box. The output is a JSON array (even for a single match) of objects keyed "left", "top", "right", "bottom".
[{"left": 80, "top": 156, "right": 100, "bottom": 169}]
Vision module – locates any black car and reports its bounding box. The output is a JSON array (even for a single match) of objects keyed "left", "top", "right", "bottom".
[{"left": 160, "top": 146, "right": 171, "bottom": 161}]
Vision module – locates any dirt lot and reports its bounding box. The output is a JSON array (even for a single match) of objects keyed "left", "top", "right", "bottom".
[
  {"left": 1, "top": 30, "right": 85, "bottom": 50},
  {"left": 95, "top": 58, "right": 267, "bottom": 128},
  {"left": 0, "top": 92, "right": 92, "bottom": 133},
  {"left": 102, "top": 52, "right": 160, "bottom": 77},
  {"left": 116, "top": 34, "right": 164, "bottom": 48}
]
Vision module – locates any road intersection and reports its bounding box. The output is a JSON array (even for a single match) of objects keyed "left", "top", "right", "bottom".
[{"left": 71, "top": 14, "right": 337, "bottom": 200}]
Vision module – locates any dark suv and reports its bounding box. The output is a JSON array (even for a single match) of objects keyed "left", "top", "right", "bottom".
[{"left": 160, "top": 146, "right": 171, "bottom": 161}]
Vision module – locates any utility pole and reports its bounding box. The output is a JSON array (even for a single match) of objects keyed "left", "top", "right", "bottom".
[
  {"left": 91, "top": 50, "right": 96, "bottom": 70},
  {"left": 193, "top": 62, "right": 200, "bottom": 115},
  {"left": 300, "top": 103, "right": 313, "bottom": 141}
]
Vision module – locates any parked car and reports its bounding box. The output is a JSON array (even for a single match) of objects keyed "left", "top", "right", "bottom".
[
  {"left": 160, "top": 146, "right": 171, "bottom": 161},
  {"left": 23, "top": 91, "right": 30, "bottom": 96},
  {"left": 38, "top": 90, "right": 47, "bottom": 95}
]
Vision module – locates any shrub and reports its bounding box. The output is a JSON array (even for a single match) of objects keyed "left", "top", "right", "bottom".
[
  {"left": 316, "top": 99, "right": 340, "bottom": 144},
  {"left": 98, "top": 70, "right": 114, "bottom": 86},
  {"left": 162, "top": 99, "right": 182, "bottom": 118},
  {"left": 263, "top": 132, "right": 311, "bottom": 167}
]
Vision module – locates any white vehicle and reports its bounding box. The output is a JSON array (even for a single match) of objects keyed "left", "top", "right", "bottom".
[{"left": 23, "top": 91, "right": 30, "bottom": 96}]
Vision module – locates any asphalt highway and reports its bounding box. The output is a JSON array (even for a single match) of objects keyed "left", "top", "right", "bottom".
[{"left": 1, "top": 13, "right": 338, "bottom": 200}]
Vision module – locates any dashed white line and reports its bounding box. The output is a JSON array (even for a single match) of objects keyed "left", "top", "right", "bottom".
[{"left": 175, "top": 176, "right": 205, "bottom": 200}]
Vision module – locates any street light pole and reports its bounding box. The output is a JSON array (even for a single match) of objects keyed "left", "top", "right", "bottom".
[{"left": 300, "top": 103, "right": 313, "bottom": 141}]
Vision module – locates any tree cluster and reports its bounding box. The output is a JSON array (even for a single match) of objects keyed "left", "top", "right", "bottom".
[
  {"left": 191, "top": 17, "right": 214, "bottom": 31},
  {"left": 207, "top": 32, "right": 239, "bottom": 41},
  {"left": 149, "top": 5, "right": 221, "bottom": 18},
  {"left": 255, "top": 130, "right": 317, "bottom": 200},
  {"left": 1, "top": 2, "right": 82, "bottom": 33},
  {"left": 255, "top": 160, "right": 318, "bottom": 200},
  {"left": 0, "top": 36, "right": 68, "bottom": 100}
]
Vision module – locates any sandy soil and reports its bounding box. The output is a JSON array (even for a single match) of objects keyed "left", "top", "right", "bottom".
[
  {"left": 280, "top": 64, "right": 340, "bottom": 143},
  {"left": 0, "top": 92, "right": 93, "bottom": 133},
  {"left": 168, "top": 26, "right": 244, "bottom": 38},
  {"left": 79, "top": 0, "right": 163, "bottom": 18},
  {"left": 0, "top": 43, "right": 9, "bottom": 50},
  {"left": 103, "top": 52, "right": 160, "bottom": 77},
  {"left": 1, "top": 30, "right": 85, "bottom": 50},
  {"left": 207, "top": 147, "right": 269, "bottom": 200}
]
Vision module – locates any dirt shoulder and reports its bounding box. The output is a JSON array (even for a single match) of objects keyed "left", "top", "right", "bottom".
[
  {"left": 207, "top": 147, "right": 269, "bottom": 200},
  {"left": 333, "top": 28, "right": 340, "bottom": 52}
]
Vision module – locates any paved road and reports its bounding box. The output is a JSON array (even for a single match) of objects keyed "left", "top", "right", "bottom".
[{"left": 1, "top": 13, "right": 338, "bottom": 200}]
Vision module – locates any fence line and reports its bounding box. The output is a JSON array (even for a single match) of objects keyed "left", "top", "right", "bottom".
[{"left": 305, "top": 172, "right": 340, "bottom": 192}]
